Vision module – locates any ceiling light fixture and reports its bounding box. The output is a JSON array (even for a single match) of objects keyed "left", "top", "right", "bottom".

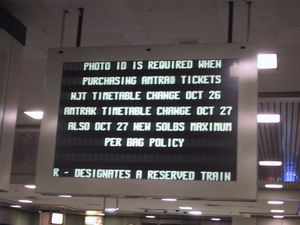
[
  {"left": 257, "top": 114, "right": 280, "bottom": 123},
  {"left": 145, "top": 215, "right": 156, "bottom": 219},
  {"left": 268, "top": 201, "right": 284, "bottom": 205},
  {"left": 211, "top": 218, "right": 221, "bottom": 221},
  {"left": 179, "top": 206, "right": 193, "bottom": 210},
  {"left": 273, "top": 215, "right": 284, "bottom": 219},
  {"left": 24, "top": 111, "right": 44, "bottom": 120},
  {"left": 104, "top": 208, "right": 119, "bottom": 213},
  {"left": 265, "top": 184, "right": 283, "bottom": 189},
  {"left": 161, "top": 198, "right": 177, "bottom": 202},
  {"left": 18, "top": 199, "right": 33, "bottom": 203},
  {"left": 257, "top": 53, "right": 278, "bottom": 69},
  {"left": 271, "top": 209, "right": 285, "bottom": 213},
  {"left": 24, "top": 184, "right": 36, "bottom": 189},
  {"left": 188, "top": 210, "right": 202, "bottom": 215},
  {"left": 10, "top": 205, "right": 22, "bottom": 208},
  {"left": 58, "top": 194, "right": 72, "bottom": 198},
  {"left": 259, "top": 161, "right": 282, "bottom": 166}
]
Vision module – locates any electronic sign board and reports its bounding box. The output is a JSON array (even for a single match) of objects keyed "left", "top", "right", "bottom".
[
  {"left": 36, "top": 44, "right": 257, "bottom": 200},
  {"left": 55, "top": 59, "right": 237, "bottom": 181}
]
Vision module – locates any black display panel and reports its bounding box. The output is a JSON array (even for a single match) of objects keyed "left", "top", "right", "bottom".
[{"left": 53, "top": 59, "right": 238, "bottom": 181}]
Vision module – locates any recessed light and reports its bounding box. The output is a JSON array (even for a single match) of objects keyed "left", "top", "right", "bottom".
[
  {"left": 24, "top": 184, "right": 36, "bottom": 189},
  {"left": 268, "top": 201, "right": 284, "bottom": 205},
  {"left": 161, "top": 198, "right": 177, "bottom": 202},
  {"left": 211, "top": 218, "right": 221, "bottom": 221},
  {"left": 145, "top": 215, "right": 156, "bottom": 219},
  {"left": 271, "top": 209, "right": 284, "bottom": 213},
  {"left": 257, "top": 114, "right": 280, "bottom": 123},
  {"left": 179, "top": 206, "right": 193, "bottom": 210},
  {"left": 18, "top": 199, "right": 33, "bottom": 203},
  {"left": 257, "top": 54, "right": 277, "bottom": 69},
  {"left": 105, "top": 208, "right": 118, "bottom": 213},
  {"left": 24, "top": 111, "right": 44, "bottom": 120},
  {"left": 10, "top": 205, "right": 22, "bottom": 208},
  {"left": 259, "top": 161, "right": 282, "bottom": 166},
  {"left": 188, "top": 211, "right": 202, "bottom": 215},
  {"left": 273, "top": 215, "right": 284, "bottom": 219},
  {"left": 58, "top": 194, "right": 72, "bottom": 198},
  {"left": 265, "top": 184, "right": 283, "bottom": 189}
]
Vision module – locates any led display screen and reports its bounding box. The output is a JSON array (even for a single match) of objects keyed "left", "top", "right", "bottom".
[{"left": 53, "top": 58, "right": 238, "bottom": 181}]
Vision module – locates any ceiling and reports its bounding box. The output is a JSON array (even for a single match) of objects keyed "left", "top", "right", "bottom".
[{"left": 1, "top": 0, "right": 300, "bottom": 221}]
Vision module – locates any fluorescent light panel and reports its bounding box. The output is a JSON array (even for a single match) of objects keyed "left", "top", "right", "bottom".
[
  {"left": 188, "top": 211, "right": 202, "bottom": 215},
  {"left": 161, "top": 198, "right": 177, "bottom": 202},
  {"left": 273, "top": 215, "right": 284, "bottom": 219},
  {"left": 179, "top": 206, "right": 193, "bottom": 210},
  {"left": 58, "top": 194, "right": 72, "bottom": 198},
  {"left": 268, "top": 201, "right": 284, "bottom": 205},
  {"left": 145, "top": 215, "right": 156, "bottom": 219},
  {"left": 265, "top": 184, "right": 283, "bottom": 189},
  {"left": 104, "top": 208, "right": 118, "bottom": 212},
  {"left": 257, "top": 54, "right": 278, "bottom": 69},
  {"left": 24, "top": 184, "right": 36, "bottom": 189},
  {"left": 271, "top": 209, "right": 284, "bottom": 213},
  {"left": 259, "top": 161, "right": 282, "bottom": 166},
  {"left": 18, "top": 199, "right": 33, "bottom": 203},
  {"left": 257, "top": 114, "right": 280, "bottom": 123},
  {"left": 10, "top": 205, "right": 22, "bottom": 208},
  {"left": 211, "top": 218, "right": 221, "bottom": 221},
  {"left": 24, "top": 111, "right": 44, "bottom": 120}
]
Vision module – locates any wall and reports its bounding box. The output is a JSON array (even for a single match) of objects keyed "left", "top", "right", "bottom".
[
  {"left": 232, "top": 217, "right": 300, "bottom": 225},
  {"left": 0, "top": 28, "right": 23, "bottom": 191},
  {"left": 1, "top": 210, "right": 300, "bottom": 225},
  {"left": 0, "top": 207, "right": 39, "bottom": 225},
  {"left": 104, "top": 217, "right": 300, "bottom": 225},
  {"left": 65, "top": 214, "right": 84, "bottom": 225},
  {"left": 257, "top": 218, "right": 300, "bottom": 225},
  {"left": 103, "top": 217, "right": 230, "bottom": 225},
  {"left": 63, "top": 216, "right": 231, "bottom": 225}
]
